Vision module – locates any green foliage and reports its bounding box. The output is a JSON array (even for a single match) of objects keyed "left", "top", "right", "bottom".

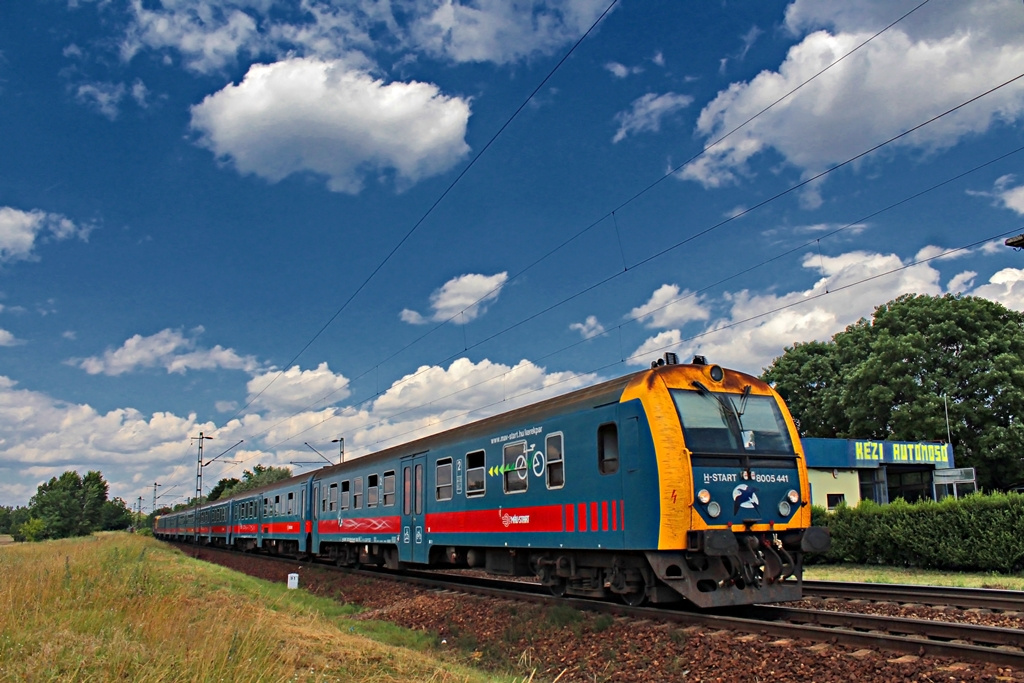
[
  {"left": 16, "top": 517, "right": 46, "bottom": 542},
  {"left": 19, "top": 470, "right": 127, "bottom": 541},
  {"left": 218, "top": 464, "right": 293, "bottom": 499},
  {"left": 207, "top": 477, "right": 241, "bottom": 501},
  {"left": 814, "top": 492, "right": 1024, "bottom": 573},
  {"left": 763, "top": 293, "right": 1024, "bottom": 489}
]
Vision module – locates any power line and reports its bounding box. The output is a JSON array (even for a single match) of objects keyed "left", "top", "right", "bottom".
[
  {"left": 241, "top": 0, "right": 937, "bottom": 436},
  {"left": 233, "top": 70, "right": 1024, "bottom": 459},
  {"left": 226, "top": 0, "right": 620, "bottom": 422}
]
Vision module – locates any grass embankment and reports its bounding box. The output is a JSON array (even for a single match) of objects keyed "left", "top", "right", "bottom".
[
  {"left": 804, "top": 564, "right": 1024, "bottom": 590},
  {"left": 0, "top": 533, "right": 502, "bottom": 682}
]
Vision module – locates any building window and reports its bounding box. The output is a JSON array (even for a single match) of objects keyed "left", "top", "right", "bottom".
[
  {"left": 598, "top": 423, "right": 619, "bottom": 475},
  {"left": 546, "top": 433, "right": 564, "bottom": 489},
  {"left": 368, "top": 474, "right": 379, "bottom": 508},
  {"left": 826, "top": 493, "right": 846, "bottom": 510},
  {"left": 340, "top": 481, "right": 350, "bottom": 510},
  {"left": 353, "top": 477, "right": 363, "bottom": 509},
  {"left": 436, "top": 458, "right": 453, "bottom": 501},
  {"left": 383, "top": 471, "right": 396, "bottom": 507},
  {"left": 503, "top": 441, "right": 528, "bottom": 493},
  {"left": 466, "top": 450, "right": 486, "bottom": 497}
]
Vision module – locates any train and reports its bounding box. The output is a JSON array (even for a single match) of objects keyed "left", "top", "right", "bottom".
[{"left": 155, "top": 354, "right": 830, "bottom": 608}]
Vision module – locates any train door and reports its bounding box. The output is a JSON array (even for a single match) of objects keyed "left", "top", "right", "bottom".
[
  {"left": 399, "top": 453, "right": 428, "bottom": 564},
  {"left": 311, "top": 480, "right": 321, "bottom": 554},
  {"left": 300, "top": 481, "right": 309, "bottom": 553}
]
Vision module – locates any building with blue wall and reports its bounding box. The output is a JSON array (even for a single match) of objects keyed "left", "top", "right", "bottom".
[{"left": 801, "top": 438, "right": 963, "bottom": 508}]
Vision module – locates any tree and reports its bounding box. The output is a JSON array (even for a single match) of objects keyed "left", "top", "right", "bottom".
[
  {"left": 219, "top": 465, "right": 292, "bottom": 498},
  {"left": 26, "top": 470, "right": 121, "bottom": 540},
  {"left": 100, "top": 497, "right": 134, "bottom": 531},
  {"left": 207, "top": 477, "right": 241, "bottom": 502},
  {"left": 763, "top": 294, "right": 1024, "bottom": 490}
]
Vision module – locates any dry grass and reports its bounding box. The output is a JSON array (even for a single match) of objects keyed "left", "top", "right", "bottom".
[{"left": 0, "top": 533, "right": 504, "bottom": 682}]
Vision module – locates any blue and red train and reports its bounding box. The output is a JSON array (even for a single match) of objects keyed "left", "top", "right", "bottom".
[{"left": 155, "top": 355, "right": 829, "bottom": 607}]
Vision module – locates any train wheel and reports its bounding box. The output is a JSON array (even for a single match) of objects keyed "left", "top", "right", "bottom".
[
  {"left": 549, "top": 578, "right": 568, "bottom": 598},
  {"left": 620, "top": 589, "right": 646, "bottom": 606}
]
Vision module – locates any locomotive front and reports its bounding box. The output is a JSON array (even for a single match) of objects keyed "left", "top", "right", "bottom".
[{"left": 622, "top": 357, "right": 830, "bottom": 608}]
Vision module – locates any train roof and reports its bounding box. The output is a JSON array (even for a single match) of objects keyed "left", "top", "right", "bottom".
[{"left": 310, "top": 368, "right": 645, "bottom": 479}]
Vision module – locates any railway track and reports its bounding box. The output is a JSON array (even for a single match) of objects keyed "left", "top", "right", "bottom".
[
  {"left": 178, "top": 543, "right": 1024, "bottom": 669},
  {"left": 803, "top": 579, "right": 1024, "bottom": 612}
]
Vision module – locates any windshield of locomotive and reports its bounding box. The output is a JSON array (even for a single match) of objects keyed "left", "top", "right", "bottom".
[{"left": 670, "top": 389, "right": 796, "bottom": 464}]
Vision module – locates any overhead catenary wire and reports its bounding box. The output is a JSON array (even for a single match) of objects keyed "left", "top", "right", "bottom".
[
  {"left": 224, "top": 0, "right": 620, "bottom": 424},
  {"left": 229, "top": 70, "right": 1024, "bottom": 464},
  {"left": 262, "top": 225, "right": 1022, "bottom": 460},
  {"left": 227, "top": 0, "right": 941, "bottom": 451}
]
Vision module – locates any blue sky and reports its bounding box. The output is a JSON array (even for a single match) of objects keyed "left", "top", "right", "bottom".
[{"left": 2, "top": 0, "right": 1024, "bottom": 508}]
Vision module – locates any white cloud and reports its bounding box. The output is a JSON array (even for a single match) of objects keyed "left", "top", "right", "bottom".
[
  {"left": 570, "top": 315, "right": 605, "bottom": 339},
  {"left": 74, "top": 328, "right": 259, "bottom": 376},
  {"left": 605, "top": 61, "right": 642, "bottom": 78},
  {"left": 968, "top": 175, "right": 1024, "bottom": 216},
  {"left": 245, "top": 362, "right": 351, "bottom": 413},
  {"left": 0, "top": 207, "right": 92, "bottom": 265},
  {"left": 0, "top": 329, "right": 22, "bottom": 347},
  {"left": 75, "top": 82, "right": 127, "bottom": 120},
  {"left": 682, "top": 2, "right": 1024, "bottom": 192},
  {"left": 190, "top": 58, "right": 472, "bottom": 193},
  {"left": 122, "top": 0, "right": 263, "bottom": 74},
  {"left": 370, "top": 357, "right": 596, "bottom": 425},
  {"left": 613, "top": 92, "right": 693, "bottom": 143},
  {"left": 947, "top": 271, "right": 976, "bottom": 294},
  {"left": 627, "top": 330, "right": 682, "bottom": 367},
  {"left": 627, "top": 248, "right": 948, "bottom": 373},
  {"left": 971, "top": 268, "right": 1024, "bottom": 310},
  {"left": 401, "top": 272, "right": 508, "bottom": 325},
  {"left": 629, "top": 284, "right": 710, "bottom": 328},
  {"left": 409, "top": 0, "right": 613, "bottom": 64},
  {"left": 120, "top": 0, "right": 611, "bottom": 74}
]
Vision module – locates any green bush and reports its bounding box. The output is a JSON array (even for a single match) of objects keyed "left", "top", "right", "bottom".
[{"left": 812, "top": 492, "right": 1024, "bottom": 572}]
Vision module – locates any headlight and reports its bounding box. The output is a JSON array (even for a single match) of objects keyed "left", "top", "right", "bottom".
[
  {"left": 707, "top": 501, "right": 722, "bottom": 518},
  {"left": 778, "top": 500, "right": 792, "bottom": 516},
  {"left": 697, "top": 489, "right": 711, "bottom": 504},
  {"left": 787, "top": 489, "right": 800, "bottom": 504}
]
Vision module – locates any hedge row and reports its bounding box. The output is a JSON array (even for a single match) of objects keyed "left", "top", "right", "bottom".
[{"left": 808, "top": 492, "right": 1024, "bottom": 573}]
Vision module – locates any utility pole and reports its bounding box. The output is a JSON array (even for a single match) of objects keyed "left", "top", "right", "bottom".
[
  {"left": 152, "top": 482, "right": 161, "bottom": 516},
  {"left": 332, "top": 436, "right": 345, "bottom": 464},
  {"left": 191, "top": 432, "right": 213, "bottom": 543},
  {"left": 136, "top": 496, "right": 143, "bottom": 529}
]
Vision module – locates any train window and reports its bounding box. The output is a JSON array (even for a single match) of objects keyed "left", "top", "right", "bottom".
[
  {"left": 403, "top": 467, "right": 411, "bottom": 515},
  {"left": 329, "top": 483, "right": 338, "bottom": 512},
  {"left": 503, "top": 441, "right": 528, "bottom": 494},
  {"left": 383, "top": 471, "right": 396, "bottom": 506},
  {"left": 287, "top": 492, "right": 294, "bottom": 515},
  {"left": 466, "top": 450, "right": 486, "bottom": 497},
  {"left": 353, "top": 477, "right": 363, "bottom": 509},
  {"left": 263, "top": 497, "right": 270, "bottom": 517},
  {"left": 546, "top": 433, "right": 564, "bottom": 489},
  {"left": 436, "top": 458, "right": 453, "bottom": 501},
  {"left": 367, "top": 474, "right": 379, "bottom": 508},
  {"left": 598, "top": 423, "right": 619, "bottom": 475},
  {"left": 341, "top": 481, "right": 350, "bottom": 510},
  {"left": 275, "top": 495, "right": 281, "bottom": 516},
  {"left": 415, "top": 464, "right": 424, "bottom": 515},
  {"left": 300, "top": 489, "right": 305, "bottom": 517},
  {"left": 249, "top": 501, "right": 255, "bottom": 518}
]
